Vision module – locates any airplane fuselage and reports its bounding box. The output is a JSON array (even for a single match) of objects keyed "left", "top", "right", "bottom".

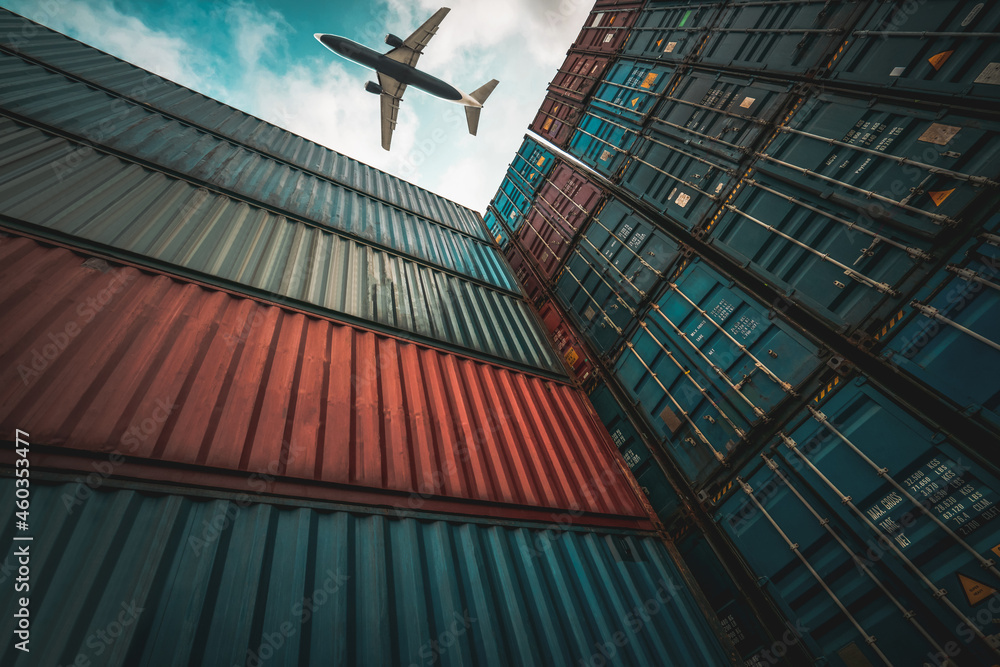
[{"left": 316, "top": 34, "right": 479, "bottom": 105}]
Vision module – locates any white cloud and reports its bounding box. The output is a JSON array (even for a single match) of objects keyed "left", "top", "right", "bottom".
[
  {"left": 2, "top": 0, "right": 595, "bottom": 213},
  {"left": 3, "top": 0, "right": 217, "bottom": 95}
]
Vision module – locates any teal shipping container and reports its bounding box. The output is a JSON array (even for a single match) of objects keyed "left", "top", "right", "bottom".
[
  {"left": 0, "top": 480, "right": 736, "bottom": 666},
  {"left": 613, "top": 258, "right": 824, "bottom": 486},
  {"left": 719, "top": 377, "right": 1000, "bottom": 665}
]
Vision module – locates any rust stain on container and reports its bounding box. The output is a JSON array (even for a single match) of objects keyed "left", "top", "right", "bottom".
[{"left": 0, "top": 235, "right": 649, "bottom": 525}]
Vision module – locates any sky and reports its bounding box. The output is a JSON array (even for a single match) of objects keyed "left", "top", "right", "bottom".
[{"left": 1, "top": 0, "right": 594, "bottom": 213}]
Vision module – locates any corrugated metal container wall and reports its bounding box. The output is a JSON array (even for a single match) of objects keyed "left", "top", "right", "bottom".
[
  {"left": 483, "top": 208, "right": 508, "bottom": 247},
  {"left": 507, "top": 136, "right": 556, "bottom": 197},
  {"left": 487, "top": 176, "right": 532, "bottom": 238},
  {"left": 826, "top": 0, "right": 1000, "bottom": 103},
  {"left": 517, "top": 160, "right": 605, "bottom": 280},
  {"left": 538, "top": 300, "right": 596, "bottom": 385},
  {"left": 504, "top": 242, "right": 546, "bottom": 306},
  {"left": 706, "top": 88, "right": 1000, "bottom": 335},
  {"left": 0, "top": 481, "right": 736, "bottom": 667},
  {"left": 697, "top": 1, "right": 866, "bottom": 76},
  {"left": 620, "top": 1, "right": 724, "bottom": 64},
  {"left": 0, "top": 50, "right": 505, "bottom": 284},
  {"left": 0, "top": 117, "right": 562, "bottom": 375},
  {"left": 619, "top": 69, "right": 793, "bottom": 231},
  {"left": 529, "top": 52, "right": 609, "bottom": 148},
  {"left": 613, "top": 258, "right": 824, "bottom": 485},
  {"left": 0, "top": 9, "right": 486, "bottom": 239},
  {"left": 0, "top": 236, "right": 650, "bottom": 527},
  {"left": 880, "top": 215, "right": 1000, "bottom": 434},
  {"left": 719, "top": 378, "right": 1000, "bottom": 665},
  {"left": 566, "top": 58, "right": 676, "bottom": 180},
  {"left": 589, "top": 382, "right": 682, "bottom": 522},
  {"left": 570, "top": 4, "right": 642, "bottom": 54},
  {"left": 555, "top": 197, "right": 683, "bottom": 354}
]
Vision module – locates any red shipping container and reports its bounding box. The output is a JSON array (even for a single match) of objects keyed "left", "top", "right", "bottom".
[
  {"left": 0, "top": 235, "right": 651, "bottom": 529},
  {"left": 504, "top": 242, "right": 546, "bottom": 305},
  {"left": 539, "top": 300, "right": 596, "bottom": 385},
  {"left": 570, "top": 4, "right": 642, "bottom": 54},
  {"left": 517, "top": 161, "right": 605, "bottom": 280},
  {"left": 530, "top": 52, "right": 610, "bottom": 147}
]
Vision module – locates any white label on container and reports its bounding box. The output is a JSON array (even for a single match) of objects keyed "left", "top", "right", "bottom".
[
  {"left": 675, "top": 192, "right": 691, "bottom": 208},
  {"left": 739, "top": 96, "right": 756, "bottom": 109},
  {"left": 668, "top": 187, "right": 678, "bottom": 201},
  {"left": 591, "top": 12, "right": 604, "bottom": 27},
  {"left": 584, "top": 306, "right": 596, "bottom": 321},
  {"left": 604, "top": 32, "right": 614, "bottom": 43},
  {"left": 600, "top": 149, "right": 613, "bottom": 162},
  {"left": 715, "top": 182, "right": 725, "bottom": 194},
  {"left": 664, "top": 41, "right": 677, "bottom": 53},
  {"left": 962, "top": 3, "right": 983, "bottom": 26},
  {"left": 974, "top": 62, "right": 1000, "bottom": 85},
  {"left": 889, "top": 66, "right": 906, "bottom": 77}
]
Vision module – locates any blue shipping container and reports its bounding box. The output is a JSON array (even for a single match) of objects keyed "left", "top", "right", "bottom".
[
  {"left": 507, "top": 136, "right": 556, "bottom": 197},
  {"left": 588, "top": 58, "right": 675, "bottom": 126},
  {"left": 719, "top": 378, "right": 1000, "bottom": 665},
  {"left": 613, "top": 258, "right": 824, "bottom": 485},
  {"left": 0, "top": 480, "right": 736, "bottom": 666},
  {"left": 589, "top": 381, "right": 682, "bottom": 520},
  {"left": 619, "top": 68, "right": 793, "bottom": 231},
  {"left": 620, "top": 2, "right": 724, "bottom": 64},
  {"left": 826, "top": 0, "right": 1000, "bottom": 104},
  {"left": 556, "top": 198, "right": 683, "bottom": 354},
  {"left": 568, "top": 110, "right": 641, "bottom": 179},
  {"left": 698, "top": 1, "right": 865, "bottom": 76},
  {"left": 881, "top": 217, "right": 1000, "bottom": 433}
]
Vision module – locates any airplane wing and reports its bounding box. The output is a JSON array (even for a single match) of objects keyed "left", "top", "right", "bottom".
[
  {"left": 384, "top": 7, "right": 450, "bottom": 68},
  {"left": 377, "top": 72, "right": 406, "bottom": 151}
]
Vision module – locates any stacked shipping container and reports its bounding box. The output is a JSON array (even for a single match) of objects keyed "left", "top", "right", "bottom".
[
  {"left": 0, "top": 8, "right": 738, "bottom": 666},
  {"left": 497, "top": 0, "right": 1000, "bottom": 664}
]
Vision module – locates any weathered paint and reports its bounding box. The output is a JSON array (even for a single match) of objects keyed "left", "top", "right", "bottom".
[
  {"left": 0, "top": 118, "right": 561, "bottom": 374},
  {"left": 0, "top": 480, "right": 734, "bottom": 666},
  {"left": 0, "top": 51, "right": 513, "bottom": 290},
  {"left": 0, "top": 236, "right": 648, "bottom": 525},
  {"left": 0, "top": 8, "right": 486, "bottom": 238}
]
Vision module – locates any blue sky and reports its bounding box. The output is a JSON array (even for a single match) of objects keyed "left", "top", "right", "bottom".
[{"left": 1, "top": 0, "right": 593, "bottom": 212}]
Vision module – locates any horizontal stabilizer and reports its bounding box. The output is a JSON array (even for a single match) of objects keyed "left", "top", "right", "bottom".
[
  {"left": 469, "top": 78, "right": 499, "bottom": 105},
  {"left": 465, "top": 106, "right": 482, "bottom": 136}
]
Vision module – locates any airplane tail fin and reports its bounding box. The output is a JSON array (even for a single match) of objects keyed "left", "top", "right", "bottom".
[{"left": 465, "top": 79, "right": 499, "bottom": 136}]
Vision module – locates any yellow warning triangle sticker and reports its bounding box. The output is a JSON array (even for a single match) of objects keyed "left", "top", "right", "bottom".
[
  {"left": 928, "top": 50, "right": 954, "bottom": 71},
  {"left": 957, "top": 573, "right": 997, "bottom": 606},
  {"left": 929, "top": 188, "right": 955, "bottom": 206},
  {"left": 630, "top": 97, "right": 640, "bottom": 108}
]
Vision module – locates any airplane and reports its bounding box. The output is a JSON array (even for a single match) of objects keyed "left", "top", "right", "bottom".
[{"left": 314, "top": 7, "right": 499, "bottom": 151}]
